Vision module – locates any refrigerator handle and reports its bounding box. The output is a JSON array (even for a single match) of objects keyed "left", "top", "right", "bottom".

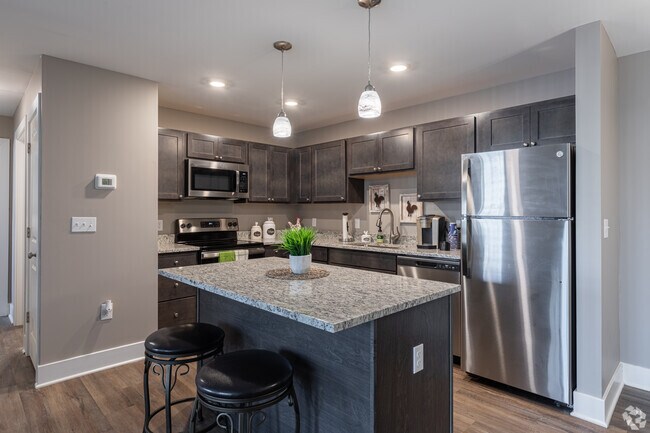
[
  {"left": 461, "top": 218, "right": 471, "bottom": 278},
  {"left": 461, "top": 157, "right": 470, "bottom": 216}
]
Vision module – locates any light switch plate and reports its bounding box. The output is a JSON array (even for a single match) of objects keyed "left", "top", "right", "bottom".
[
  {"left": 71, "top": 217, "right": 97, "bottom": 233},
  {"left": 158, "top": 220, "right": 163, "bottom": 231},
  {"left": 355, "top": 218, "right": 361, "bottom": 229},
  {"left": 603, "top": 219, "right": 609, "bottom": 239},
  {"left": 413, "top": 344, "right": 424, "bottom": 374}
]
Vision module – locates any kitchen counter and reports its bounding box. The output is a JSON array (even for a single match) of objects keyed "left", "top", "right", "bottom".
[
  {"left": 314, "top": 238, "right": 461, "bottom": 260},
  {"left": 159, "top": 257, "right": 459, "bottom": 333},
  {"left": 157, "top": 234, "right": 200, "bottom": 254}
]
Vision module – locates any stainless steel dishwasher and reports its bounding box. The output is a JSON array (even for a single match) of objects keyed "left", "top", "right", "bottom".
[{"left": 397, "top": 256, "right": 462, "bottom": 361}]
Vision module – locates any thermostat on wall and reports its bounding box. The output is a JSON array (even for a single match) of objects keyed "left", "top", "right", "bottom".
[{"left": 95, "top": 174, "right": 117, "bottom": 190}]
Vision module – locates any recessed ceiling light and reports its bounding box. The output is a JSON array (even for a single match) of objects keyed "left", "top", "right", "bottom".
[
  {"left": 209, "top": 80, "right": 226, "bottom": 88},
  {"left": 390, "top": 64, "right": 408, "bottom": 73},
  {"left": 285, "top": 100, "right": 299, "bottom": 107}
]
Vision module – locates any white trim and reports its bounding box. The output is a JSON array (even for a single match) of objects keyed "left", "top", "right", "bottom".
[
  {"left": 571, "top": 362, "right": 624, "bottom": 428},
  {"left": 8, "top": 303, "right": 14, "bottom": 324},
  {"left": 623, "top": 362, "right": 650, "bottom": 392},
  {"left": 36, "top": 341, "right": 144, "bottom": 388}
]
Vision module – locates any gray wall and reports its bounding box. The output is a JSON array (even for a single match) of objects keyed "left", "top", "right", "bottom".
[
  {"left": 574, "top": 21, "right": 620, "bottom": 399},
  {"left": 0, "top": 116, "right": 12, "bottom": 139},
  {"left": 618, "top": 50, "right": 650, "bottom": 370},
  {"left": 38, "top": 57, "right": 158, "bottom": 364}
]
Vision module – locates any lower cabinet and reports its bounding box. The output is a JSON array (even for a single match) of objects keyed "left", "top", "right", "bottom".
[
  {"left": 328, "top": 248, "right": 397, "bottom": 274},
  {"left": 158, "top": 251, "right": 199, "bottom": 329}
]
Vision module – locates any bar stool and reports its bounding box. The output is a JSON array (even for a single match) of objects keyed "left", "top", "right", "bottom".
[
  {"left": 143, "top": 323, "right": 225, "bottom": 433},
  {"left": 189, "top": 349, "right": 300, "bottom": 433}
]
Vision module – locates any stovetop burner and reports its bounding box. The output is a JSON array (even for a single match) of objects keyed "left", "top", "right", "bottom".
[{"left": 174, "top": 218, "right": 264, "bottom": 251}]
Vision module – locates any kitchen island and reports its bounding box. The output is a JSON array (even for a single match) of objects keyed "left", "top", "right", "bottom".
[{"left": 160, "top": 257, "right": 459, "bottom": 433}]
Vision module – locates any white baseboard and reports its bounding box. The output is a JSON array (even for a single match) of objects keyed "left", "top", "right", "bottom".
[
  {"left": 623, "top": 362, "right": 650, "bottom": 392},
  {"left": 36, "top": 341, "right": 144, "bottom": 388},
  {"left": 572, "top": 362, "right": 624, "bottom": 428},
  {"left": 8, "top": 303, "right": 14, "bottom": 325}
]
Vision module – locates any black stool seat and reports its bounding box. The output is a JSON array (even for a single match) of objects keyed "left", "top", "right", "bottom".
[
  {"left": 145, "top": 323, "right": 225, "bottom": 357},
  {"left": 196, "top": 349, "right": 293, "bottom": 400}
]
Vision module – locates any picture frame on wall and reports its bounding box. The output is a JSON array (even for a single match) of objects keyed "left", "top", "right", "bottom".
[
  {"left": 368, "top": 184, "right": 390, "bottom": 214},
  {"left": 399, "top": 193, "right": 422, "bottom": 223}
]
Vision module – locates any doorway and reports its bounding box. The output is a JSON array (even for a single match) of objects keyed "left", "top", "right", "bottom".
[
  {"left": 0, "top": 137, "right": 9, "bottom": 319},
  {"left": 10, "top": 118, "right": 26, "bottom": 327}
]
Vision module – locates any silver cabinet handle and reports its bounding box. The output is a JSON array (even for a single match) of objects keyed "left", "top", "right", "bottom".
[
  {"left": 28, "top": 252, "right": 37, "bottom": 259},
  {"left": 174, "top": 313, "right": 179, "bottom": 318},
  {"left": 373, "top": 167, "right": 378, "bottom": 171},
  {"left": 215, "top": 156, "right": 219, "bottom": 159},
  {"left": 179, "top": 194, "right": 183, "bottom": 198},
  {"left": 174, "top": 282, "right": 179, "bottom": 288},
  {"left": 417, "top": 194, "right": 421, "bottom": 198},
  {"left": 173, "top": 260, "right": 179, "bottom": 266},
  {"left": 340, "top": 196, "right": 344, "bottom": 201},
  {"left": 523, "top": 142, "right": 530, "bottom": 147},
  {"left": 530, "top": 141, "right": 537, "bottom": 146},
  {"left": 377, "top": 167, "right": 382, "bottom": 171}
]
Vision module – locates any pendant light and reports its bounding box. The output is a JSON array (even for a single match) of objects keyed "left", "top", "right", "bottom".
[
  {"left": 358, "top": 0, "right": 382, "bottom": 119},
  {"left": 273, "top": 41, "right": 292, "bottom": 138}
]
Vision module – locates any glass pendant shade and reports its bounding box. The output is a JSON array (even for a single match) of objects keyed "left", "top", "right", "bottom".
[
  {"left": 273, "top": 111, "right": 292, "bottom": 138},
  {"left": 358, "top": 84, "right": 382, "bottom": 118}
]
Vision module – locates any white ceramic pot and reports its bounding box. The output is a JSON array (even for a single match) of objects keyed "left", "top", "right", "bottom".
[{"left": 289, "top": 254, "right": 312, "bottom": 275}]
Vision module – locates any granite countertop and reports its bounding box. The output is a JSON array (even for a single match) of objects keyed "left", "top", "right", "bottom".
[
  {"left": 159, "top": 257, "right": 460, "bottom": 333},
  {"left": 157, "top": 234, "right": 200, "bottom": 254},
  {"left": 313, "top": 239, "right": 462, "bottom": 261}
]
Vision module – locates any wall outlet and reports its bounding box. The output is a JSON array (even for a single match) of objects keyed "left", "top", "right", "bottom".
[
  {"left": 100, "top": 300, "right": 113, "bottom": 321},
  {"left": 71, "top": 217, "right": 97, "bottom": 233},
  {"left": 312, "top": 218, "right": 317, "bottom": 227},
  {"left": 603, "top": 219, "right": 609, "bottom": 239},
  {"left": 413, "top": 344, "right": 424, "bottom": 374},
  {"left": 158, "top": 220, "right": 163, "bottom": 231},
  {"left": 355, "top": 218, "right": 361, "bottom": 229}
]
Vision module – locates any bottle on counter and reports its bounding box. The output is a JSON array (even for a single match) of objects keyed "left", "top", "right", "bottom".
[
  {"left": 262, "top": 217, "right": 276, "bottom": 243},
  {"left": 251, "top": 222, "right": 262, "bottom": 242},
  {"left": 447, "top": 222, "right": 459, "bottom": 250},
  {"left": 360, "top": 231, "right": 372, "bottom": 243},
  {"left": 375, "top": 227, "right": 385, "bottom": 244}
]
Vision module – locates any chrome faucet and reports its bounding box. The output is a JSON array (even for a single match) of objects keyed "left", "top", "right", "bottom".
[{"left": 376, "top": 208, "right": 401, "bottom": 244}]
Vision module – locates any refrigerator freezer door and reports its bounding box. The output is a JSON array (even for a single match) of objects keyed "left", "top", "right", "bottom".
[
  {"left": 462, "top": 143, "right": 572, "bottom": 218},
  {"left": 461, "top": 218, "right": 572, "bottom": 404}
]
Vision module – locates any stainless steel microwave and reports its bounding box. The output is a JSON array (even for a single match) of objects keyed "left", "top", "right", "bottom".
[{"left": 186, "top": 159, "right": 249, "bottom": 199}]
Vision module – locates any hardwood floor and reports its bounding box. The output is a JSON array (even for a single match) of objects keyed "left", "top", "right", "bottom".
[{"left": 0, "top": 321, "right": 647, "bottom": 432}]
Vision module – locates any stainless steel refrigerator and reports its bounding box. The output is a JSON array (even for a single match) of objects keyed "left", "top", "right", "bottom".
[{"left": 461, "top": 143, "right": 574, "bottom": 405}]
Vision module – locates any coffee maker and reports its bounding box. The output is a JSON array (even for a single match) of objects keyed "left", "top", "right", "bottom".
[{"left": 416, "top": 215, "right": 446, "bottom": 249}]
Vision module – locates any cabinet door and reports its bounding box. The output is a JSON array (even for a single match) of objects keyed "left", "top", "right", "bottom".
[
  {"left": 477, "top": 105, "right": 530, "bottom": 152},
  {"left": 531, "top": 96, "right": 575, "bottom": 146},
  {"left": 416, "top": 116, "right": 475, "bottom": 200},
  {"left": 269, "top": 146, "right": 290, "bottom": 203},
  {"left": 312, "top": 140, "right": 347, "bottom": 202},
  {"left": 378, "top": 127, "right": 414, "bottom": 172},
  {"left": 248, "top": 143, "right": 270, "bottom": 202},
  {"left": 293, "top": 147, "right": 312, "bottom": 203},
  {"left": 187, "top": 132, "right": 218, "bottom": 160},
  {"left": 158, "top": 129, "right": 186, "bottom": 200},
  {"left": 218, "top": 137, "right": 248, "bottom": 164},
  {"left": 347, "top": 135, "right": 379, "bottom": 175}
]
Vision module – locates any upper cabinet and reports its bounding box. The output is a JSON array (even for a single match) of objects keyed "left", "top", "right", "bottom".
[
  {"left": 248, "top": 143, "right": 290, "bottom": 203},
  {"left": 477, "top": 96, "right": 575, "bottom": 152},
  {"left": 312, "top": 140, "right": 363, "bottom": 203},
  {"left": 416, "top": 116, "right": 475, "bottom": 201},
  {"left": 158, "top": 129, "right": 187, "bottom": 200},
  {"left": 347, "top": 128, "right": 414, "bottom": 175},
  {"left": 292, "top": 146, "right": 312, "bottom": 203},
  {"left": 187, "top": 132, "right": 248, "bottom": 164}
]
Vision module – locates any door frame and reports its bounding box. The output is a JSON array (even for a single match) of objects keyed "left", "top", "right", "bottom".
[
  {"left": 25, "top": 94, "right": 41, "bottom": 370},
  {"left": 0, "top": 138, "right": 9, "bottom": 318},
  {"left": 10, "top": 117, "right": 27, "bottom": 326}
]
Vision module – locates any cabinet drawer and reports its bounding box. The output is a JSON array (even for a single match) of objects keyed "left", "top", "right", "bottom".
[
  {"left": 158, "top": 297, "right": 196, "bottom": 329},
  {"left": 158, "top": 276, "right": 197, "bottom": 302},
  {"left": 264, "top": 245, "right": 289, "bottom": 258},
  {"left": 312, "top": 246, "right": 328, "bottom": 263},
  {"left": 158, "top": 252, "right": 199, "bottom": 269},
  {"left": 328, "top": 248, "right": 396, "bottom": 274}
]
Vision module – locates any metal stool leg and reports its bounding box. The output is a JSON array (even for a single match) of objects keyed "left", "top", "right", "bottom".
[
  {"left": 142, "top": 358, "right": 151, "bottom": 433},
  {"left": 188, "top": 398, "right": 199, "bottom": 433},
  {"left": 163, "top": 363, "right": 173, "bottom": 433},
  {"left": 289, "top": 386, "right": 300, "bottom": 433}
]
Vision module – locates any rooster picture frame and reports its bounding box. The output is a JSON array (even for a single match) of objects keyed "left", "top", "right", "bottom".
[
  {"left": 399, "top": 193, "right": 422, "bottom": 223},
  {"left": 368, "top": 184, "right": 390, "bottom": 214}
]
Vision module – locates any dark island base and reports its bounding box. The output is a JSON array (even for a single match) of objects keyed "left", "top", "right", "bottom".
[{"left": 199, "top": 291, "right": 452, "bottom": 433}]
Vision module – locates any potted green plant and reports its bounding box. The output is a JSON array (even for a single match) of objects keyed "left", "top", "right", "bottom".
[{"left": 278, "top": 226, "right": 317, "bottom": 274}]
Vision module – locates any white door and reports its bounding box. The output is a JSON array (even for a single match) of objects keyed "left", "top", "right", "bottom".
[
  {"left": 11, "top": 118, "right": 26, "bottom": 327},
  {"left": 25, "top": 95, "right": 41, "bottom": 368}
]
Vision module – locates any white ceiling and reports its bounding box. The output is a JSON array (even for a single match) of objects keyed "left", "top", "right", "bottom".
[{"left": 1, "top": 0, "right": 650, "bottom": 131}]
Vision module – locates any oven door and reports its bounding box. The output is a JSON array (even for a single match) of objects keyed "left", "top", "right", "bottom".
[
  {"left": 186, "top": 159, "right": 249, "bottom": 199},
  {"left": 201, "top": 247, "right": 265, "bottom": 264}
]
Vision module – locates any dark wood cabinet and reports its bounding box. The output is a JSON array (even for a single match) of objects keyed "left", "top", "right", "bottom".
[
  {"left": 187, "top": 132, "right": 247, "bottom": 163},
  {"left": 292, "top": 147, "right": 312, "bottom": 203},
  {"left": 328, "top": 248, "right": 397, "bottom": 274},
  {"left": 477, "top": 96, "right": 575, "bottom": 152},
  {"left": 158, "top": 251, "right": 199, "bottom": 329},
  {"left": 348, "top": 128, "right": 414, "bottom": 175},
  {"left": 416, "top": 116, "right": 475, "bottom": 201},
  {"left": 158, "top": 129, "right": 186, "bottom": 200},
  {"left": 312, "top": 140, "right": 363, "bottom": 203},
  {"left": 248, "top": 143, "right": 290, "bottom": 203}
]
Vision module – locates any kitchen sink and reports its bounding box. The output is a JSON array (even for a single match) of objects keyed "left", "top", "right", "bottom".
[{"left": 342, "top": 242, "right": 402, "bottom": 250}]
